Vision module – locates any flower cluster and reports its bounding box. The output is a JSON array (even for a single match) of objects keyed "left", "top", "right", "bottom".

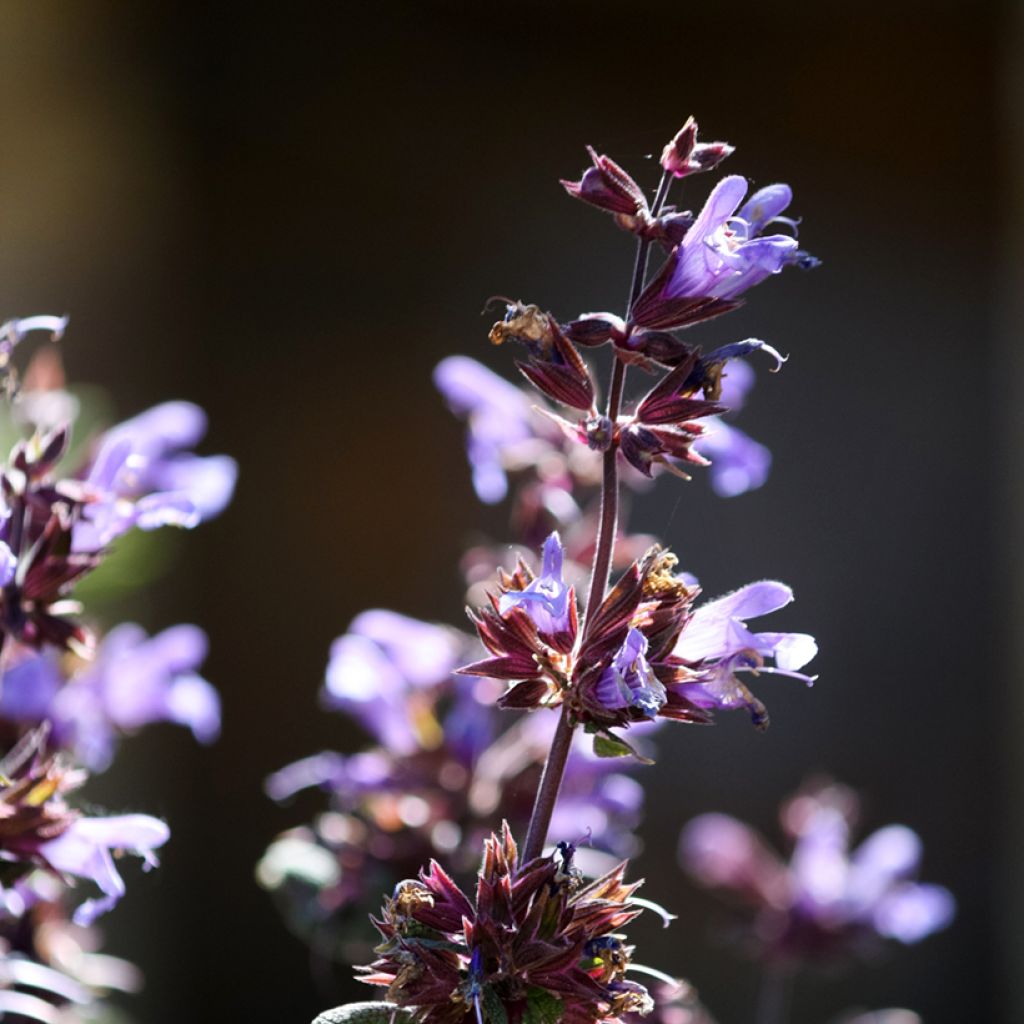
[
  {"left": 361, "top": 825, "right": 657, "bottom": 1024},
  {"left": 464, "top": 533, "right": 815, "bottom": 743},
  {"left": 0, "top": 327, "right": 234, "bottom": 1021}
]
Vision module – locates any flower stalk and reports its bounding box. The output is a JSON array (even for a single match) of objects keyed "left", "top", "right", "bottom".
[{"left": 522, "top": 170, "right": 672, "bottom": 863}]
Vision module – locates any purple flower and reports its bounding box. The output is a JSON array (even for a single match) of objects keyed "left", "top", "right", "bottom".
[
  {"left": 679, "top": 782, "right": 955, "bottom": 964},
  {"left": 75, "top": 400, "right": 237, "bottom": 550},
  {"left": 674, "top": 581, "right": 816, "bottom": 728},
  {"left": 1, "top": 624, "right": 220, "bottom": 772},
  {"left": 39, "top": 814, "right": 169, "bottom": 925},
  {"left": 691, "top": 358, "right": 772, "bottom": 497},
  {"left": 593, "top": 627, "right": 666, "bottom": 719},
  {"left": 322, "top": 610, "right": 464, "bottom": 755},
  {"left": 434, "top": 356, "right": 537, "bottom": 503},
  {"left": 498, "top": 532, "right": 572, "bottom": 636},
  {"left": 660, "top": 177, "right": 806, "bottom": 303},
  {"left": 693, "top": 420, "right": 771, "bottom": 497}
]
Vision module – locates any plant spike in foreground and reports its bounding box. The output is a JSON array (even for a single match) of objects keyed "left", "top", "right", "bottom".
[{"left": 309, "top": 115, "right": 821, "bottom": 1023}]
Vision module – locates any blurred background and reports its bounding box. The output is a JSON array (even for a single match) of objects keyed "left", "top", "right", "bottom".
[{"left": 0, "top": 1, "right": 1014, "bottom": 1021}]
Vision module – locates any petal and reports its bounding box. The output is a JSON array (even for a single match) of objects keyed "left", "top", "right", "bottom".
[
  {"left": 790, "top": 807, "right": 850, "bottom": 908},
  {"left": 40, "top": 815, "right": 169, "bottom": 925},
  {"left": 105, "top": 401, "right": 208, "bottom": 456},
  {"left": 540, "top": 531, "right": 564, "bottom": 581},
  {"left": 433, "top": 356, "right": 530, "bottom": 418},
  {"left": 680, "top": 176, "right": 749, "bottom": 251},
  {"left": 711, "top": 235, "right": 800, "bottom": 300},
  {"left": 665, "top": 176, "right": 749, "bottom": 299},
  {"left": 692, "top": 420, "right": 771, "bottom": 498},
  {"left": 679, "top": 813, "right": 786, "bottom": 904},
  {"left": 847, "top": 825, "right": 924, "bottom": 913},
  {"left": 748, "top": 631, "right": 818, "bottom": 671},
  {"left": 149, "top": 454, "right": 237, "bottom": 520},
  {"left": 165, "top": 673, "right": 221, "bottom": 743},
  {"left": 737, "top": 184, "right": 793, "bottom": 235},
  {"left": 349, "top": 610, "right": 462, "bottom": 687},
  {"left": 322, "top": 633, "right": 418, "bottom": 753},
  {"left": 676, "top": 581, "right": 794, "bottom": 660},
  {"left": 133, "top": 491, "right": 201, "bottom": 530},
  {"left": 873, "top": 883, "right": 956, "bottom": 943},
  {"left": 0, "top": 651, "right": 62, "bottom": 720}
]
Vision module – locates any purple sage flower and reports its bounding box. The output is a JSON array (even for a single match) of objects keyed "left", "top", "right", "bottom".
[
  {"left": 692, "top": 359, "right": 772, "bottom": 497},
  {"left": 679, "top": 781, "right": 955, "bottom": 964},
  {"left": 0, "top": 624, "right": 220, "bottom": 772},
  {"left": 660, "top": 177, "right": 808, "bottom": 303},
  {"left": 322, "top": 610, "right": 465, "bottom": 755},
  {"left": 39, "top": 813, "right": 170, "bottom": 926},
  {"left": 75, "top": 400, "right": 237, "bottom": 550},
  {"left": 497, "top": 532, "right": 572, "bottom": 636},
  {"left": 593, "top": 627, "right": 667, "bottom": 719},
  {"left": 674, "top": 580, "right": 816, "bottom": 729},
  {"left": 434, "top": 356, "right": 538, "bottom": 503}
]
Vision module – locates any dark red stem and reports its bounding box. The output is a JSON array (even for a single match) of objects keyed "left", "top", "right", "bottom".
[{"left": 521, "top": 169, "right": 672, "bottom": 863}]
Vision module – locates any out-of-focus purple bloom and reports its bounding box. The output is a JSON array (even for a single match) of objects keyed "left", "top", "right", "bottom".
[
  {"left": 434, "top": 356, "right": 537, "bottom": 503},
  {"left": 0, "top": 625, "right": 219, "bottom": 772},
  {"left": 39, "top": 814, "right": 169, "bottom": 926},
  {"left": 498, "top": 532, "right": 571, "bottom": 635},
  {"left": 693, "top": 420, "right": 771, "bottom": 497},
  {"left": 75, "top": 400, "right": 237, "bottom": 550},
  {"left": 679, "top": 782, "right": 955, "bottom": 965},
  {"left": 594, "top": 627, "right": 666, "bottom": 719},
  {"left": 674, "top": 581, "right": 816, "bottom": 729},
  {"left": 322, "top": 611, "right": 464, "bottom": 756},
  {"left": 691, "top": 357, "right": 772, "bottom": 497},
  {"left": 660, "top": 177, "right": 807, "bottom": 303}
]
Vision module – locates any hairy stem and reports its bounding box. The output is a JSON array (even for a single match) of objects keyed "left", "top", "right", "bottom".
[
  {"left": 522, "top": 704, "right": 574, "bottom": 860},
  {"left": 521, "top": 169, "right": 672, "bottom": 862}
]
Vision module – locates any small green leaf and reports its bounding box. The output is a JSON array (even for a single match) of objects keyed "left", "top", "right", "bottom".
[
  {"left": 313, "top": 1002, "right": 416, "bottom": 1024},
  {"left": 592, "top": 731, "right": 655, "bottom": 765},
  {"left": 483, "top": 985, "right": 509, "bottom": 1024},
  {"left": 524, "top": 986, "right": 563, "bottom": 1024}
]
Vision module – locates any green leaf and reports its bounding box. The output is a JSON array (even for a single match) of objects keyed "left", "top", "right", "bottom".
[
  {"left": 483, "top": 985, "right": 509, "bottom": 1024},
  {"left": 523, "top": 987, "right": 563, "bottom": 1024},
  {"left": 592, "top": 731, "right": 655, "bottom": 765},
  {"left": 313, "top": 1003, "right": 416, "bottom": 1024}
]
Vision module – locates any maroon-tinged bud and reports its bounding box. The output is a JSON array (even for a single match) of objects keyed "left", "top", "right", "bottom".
[
  {"left": 620, "top": 423, "right": 710, "bottom": 481},
  {"left": 636, "top": 352, "right": 723, "bottom": 425},
  {"left": 688, "top": 141, "right": 735, "bottom": 173},
  {"left": 562, "top": 315, "right": 626, "bottom": 348},
  {"left": 561, "top": 147, "right": 649, "bottom": 217},
  {"left": 655, "top": 210, "right": 696, "bottom": 247},
  {"left": 496, "top": 677, "right": 550, "bottom": 709},
  {"left": 516, "top": 319, "right": 595, "bottom": 412},
  {"left": 628, "top": 330, "right": 696, "bottom": 368},
  {"left": 661, "top": 116, "right": 734, "bottom": 179},
  {"left": 660, "top": 117, "right": 698, "bottom": 177}
]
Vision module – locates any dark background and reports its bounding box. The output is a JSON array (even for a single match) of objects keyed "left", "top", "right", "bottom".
[{"left": 0, "top": 2, "right": 1014, "bottom": 1021}]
